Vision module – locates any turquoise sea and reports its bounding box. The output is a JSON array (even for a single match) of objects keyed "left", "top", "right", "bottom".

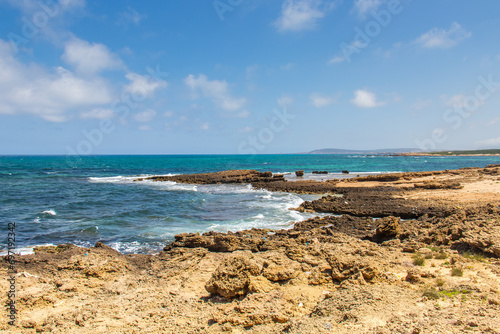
[{"left": 1, "top": 154, "right": 499, "bottom": 254}]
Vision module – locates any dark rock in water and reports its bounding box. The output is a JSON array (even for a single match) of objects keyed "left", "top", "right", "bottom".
[
  {"left": 295, "top": 170, "right": 304, "bottom": 177},
  {"left": 139, "top": 170, "right": 284, "bottom": 184},
  {"left": 313, "top": 171, "right": 328, "bottom": 174},
  {"left": 294, "top": 187, "right": 458, "bottom": 219},
  {"left": 342, "top": 170, "right": 349, "bottom": 174},
  {"left": 252, "top": 180, "right": 338, "bottom": 194}
]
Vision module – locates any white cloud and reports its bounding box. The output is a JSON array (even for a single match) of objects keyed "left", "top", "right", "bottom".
[
  {"left": 62, "top": 38, "right": 123, "bottom": 75},
  {"left": 328, "top": 55, "right": 345, "bottom": 64},
  {"left": 310, "top": 92, "right": 334, "bottom": 107},
  {"left": 410, "top": 98, "right": 432, "bottom": 111},
  {"left": 0, "top": 39, "right": 113, "bottom": 122},
  {"left": 118, "top": 6, "right": 146, "bottom": 26},
  {"left": 164, "top": 111, "right": 174, "bottom": 118},
  {"left": 124, "top": 72, "right": 168, "bottom": 97},
  {"left": 351, "top": 89, "right": 385, "bottom": 108},
  {"left": 134, "top": 109, "right": 156, "bottom": 122},
  {"left": 184, "top": 74, "right": 246, "bottom": 112},
  {"left": 2, "top": 0, "right": 85, "bottom": 14},
  {"left": 138, "top": 125, "right": 151, "bottom": 131},
  {"left": 487, "top": 117, "right": 500, "bottom": 126},
  {"left": 275, "top": 0, "right": 326, "bottom": 32},
  {"left": 476, "top": 137, "right": 500, "bottom": 147},
  {"left": 80, "top": 108, "right": 114, "bottom": 120},
  {"left": 354, "top": 0, "right": 383, "bottom": 19},
  {"left": 281, "top": 62, "right": 296, "bottom": 71},
  {"left": 200, "top": 122, "right": 210, "bottom": 130},
  {"left": 278, "top": 95, "right": 293, "bottom": 107},
  {"left": 443, "top": 94, "right": 484, "bottom": 109},
  {"left": 415, "top": 22, "right": 471, "bottom": 49}
]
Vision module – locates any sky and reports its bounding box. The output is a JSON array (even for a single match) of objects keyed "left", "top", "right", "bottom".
[{"left": 0, "top": 0, "right": 500, "bottom": 155}]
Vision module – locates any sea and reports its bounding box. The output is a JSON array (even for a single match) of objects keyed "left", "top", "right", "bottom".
[{"left": 1, "top": 154, "right": 499, "bottom": 255}]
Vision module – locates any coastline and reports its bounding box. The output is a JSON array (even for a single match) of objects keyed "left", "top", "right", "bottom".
[{"left": 2, "top": 165, "right": 500, "bottom": 333}]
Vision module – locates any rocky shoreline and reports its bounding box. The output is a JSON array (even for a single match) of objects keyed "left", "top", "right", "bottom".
[{"left": 2, "top": 165, "right": 500, "bottom": 333}]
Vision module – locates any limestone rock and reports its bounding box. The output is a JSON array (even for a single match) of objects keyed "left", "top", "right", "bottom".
[
  {"left": 375, "top": 216, "right": 400, "bottom": 239},
  {"left": 205, "top": 256, "right": 260, "bottom": 298}
]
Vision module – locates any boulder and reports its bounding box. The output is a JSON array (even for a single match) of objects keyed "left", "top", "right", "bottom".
[
  {"left": 205, "top": 256, "right": 261, "bottom": 298},
  {"left": 295, "top": 170, "right": 304, "bottom": 177},
  {"left": 375, "top": 216, "right": 400, "bottom": 240}
]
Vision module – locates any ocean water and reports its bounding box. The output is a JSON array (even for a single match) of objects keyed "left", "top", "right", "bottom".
[{"left": 1, "top": 154, "right": 498, "bottom": 255}]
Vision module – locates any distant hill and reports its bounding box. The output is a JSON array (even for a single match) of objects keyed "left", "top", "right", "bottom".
[{"left": 307, "top": 148, "right": 419, "bottom": 155}]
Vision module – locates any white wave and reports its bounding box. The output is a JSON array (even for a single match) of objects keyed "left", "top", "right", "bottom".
[
  {"left": 197, "top": 183, "right": 257, "bottom": 195},
  {"left": 106, "top": 241, "right": 162, "bottom": 254},
  {"left": 253, "top": 214, "right": 265, "bottom": 219},
  {"left": 148, "top": 180, "right": 198, "bottom": 192},
  {"left": 41, "top": 210, "right": 56, "bottom": 216},
  {"left": 88, "top": 175, "right": 140, "bottom": 183}
]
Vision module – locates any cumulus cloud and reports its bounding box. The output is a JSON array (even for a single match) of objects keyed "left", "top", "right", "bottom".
[
  {"left": 134, "top": 109, "right": 156, "bottom": 122},
  {"left": 124, "top": 72, "right": 168, "bottom": 98},
  {"left": 353, "top": 0, "right": 383, "bottom": 19},
  {"left": 275, "top": 0, "right": 327, "bottom": 32},
  {"left": 351, "top": 89, "right": 385, "bottom": 108},
  {"left": 62, "top": 38, "right": 123, "bottom": 75},
  {"left": 0, "top": 39, "right": 113, "bottom": 122},
  {"left": 184, "top": 74, "right": 246, "bottom": 112},
  {"left": 415, "top": 22, "right": 471, "bottom": 49},
  {"left": 310, "top": 92, "right": 334, "bottom": 107}
]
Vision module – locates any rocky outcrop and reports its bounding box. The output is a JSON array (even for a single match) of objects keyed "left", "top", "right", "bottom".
[
  {"left": 294, "top": 188, "right": 457, "bottom": 218},
  {"left": 205, "top": 255, "right": 261, "bottom": 298},
  {"left": 295, "top": 170, "right": 304, "bottom": 177},
  {"left": 139, "top": 170, "right": 284, "bottom": 184},
  {"left": 252, "top": 180, "right": 338, "bottom": 194},
  {"left": 374, "top": 216, "right": 400, "bottom": 240},
  {"left": 414, "top": 181, "right": 463, "bottom": 189}
]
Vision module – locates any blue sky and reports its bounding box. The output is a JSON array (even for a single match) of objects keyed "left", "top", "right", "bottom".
[{"left": 0, "top": 0, "right": 500, "bottom": 154}]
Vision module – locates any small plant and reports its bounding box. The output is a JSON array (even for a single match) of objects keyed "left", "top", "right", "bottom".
[
  {"left": 434, "top": 251, "right": 448, "bottom": 260},
  {"left": 413, "top": 255, "right": 425, "bottom": 266},
  {"left": 462, "top": 251, "right": 486, "bottom": 262},
  {"left": 436, "top": 278, "right": 445, "bottom": 287},
  {"left": 451, "top": 267, "right": 463, "bottom": 277},
  {"left": 424, "top": 253, "right": 434, "bottom": 259},
  {"left": 443, "top": 261, "right": 450, "bottom": 265},
  {"left": 427, "top": 246, "right": 440, "bottom": 252},
  {"left": 422, "top": 288, "right": 440, "bottom": 300}
]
